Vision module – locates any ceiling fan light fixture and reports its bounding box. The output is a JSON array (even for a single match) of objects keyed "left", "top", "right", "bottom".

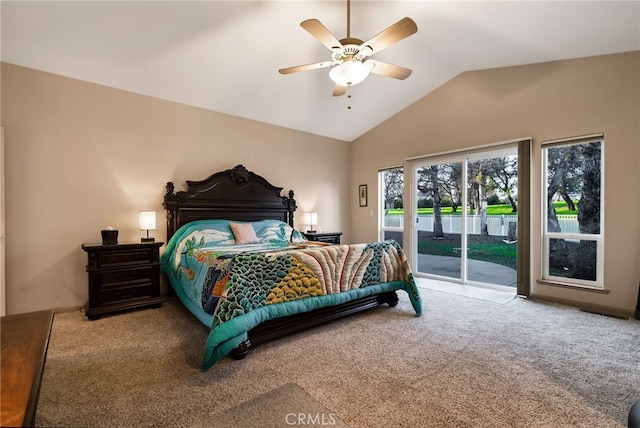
[{"left": 329, "top": 59, "right": 370, "bottom": 87}]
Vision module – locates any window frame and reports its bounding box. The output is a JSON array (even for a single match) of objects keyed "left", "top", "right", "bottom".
[{"left": 540, "top": 134, "right": 605, "bottom": 289}]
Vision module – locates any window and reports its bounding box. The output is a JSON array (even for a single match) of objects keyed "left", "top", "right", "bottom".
[
  {"left": 379, "top": 167, "right": 404, "bottom": 244},
  {"left": 542, "top": 135, "right": 604, "bottom": 288}
]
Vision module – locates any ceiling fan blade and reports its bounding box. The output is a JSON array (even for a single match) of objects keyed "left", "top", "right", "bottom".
[
  {"left": 301, "top": 19, "right": 343, "bottom": 51},
  {"left": 333, "top": 84, "right": 348, "bottom": 97},
  {"left": 366, "top": 60, "right": 412, "bottom": 80},
  {"left": 359, "top": 17, "right": 417, "bottom": 57},
  {"left": 279, "top": 61, "right": 333, "bottom": 75}
]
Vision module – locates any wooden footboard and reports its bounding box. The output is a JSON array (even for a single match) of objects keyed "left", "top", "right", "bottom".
[{"left": 229, "top": 291, "right": 399, "bottom": 359}]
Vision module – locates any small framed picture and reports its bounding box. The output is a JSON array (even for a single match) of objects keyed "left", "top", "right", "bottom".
[{"left": 359, "top": 184, "right": 368, "bottom": 207}]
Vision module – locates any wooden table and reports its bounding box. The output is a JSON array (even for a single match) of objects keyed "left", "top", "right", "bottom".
[{"left": 1, "top": 310, "right": 54, "bottom": 427}]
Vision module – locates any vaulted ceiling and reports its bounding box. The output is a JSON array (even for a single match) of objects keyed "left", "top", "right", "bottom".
[{"left": 2, "top": 1, "right": 638, "bottom": 141}]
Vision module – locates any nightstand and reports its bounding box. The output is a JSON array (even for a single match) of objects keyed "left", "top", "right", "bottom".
[
  {"left": 303, "top": 232, "right": 342, "bottom": 244},
  {"left": 81, "top": 242, "right": 163, "bottom": 320}
]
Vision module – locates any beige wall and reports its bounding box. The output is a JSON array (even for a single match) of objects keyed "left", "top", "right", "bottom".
[
  {"left": 3, "top": 52, "right": 639, "bottom": 316},
  {"left": 351, "top": 51, "right": 640, "bottom": 316},
  {"left": 1, "top": 63, "right": 350, "bottom": 315}
]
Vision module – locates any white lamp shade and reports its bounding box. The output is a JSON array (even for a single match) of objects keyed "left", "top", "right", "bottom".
[
  {"left": 329, "top": 60, "right": 370, "bottom": 87},
  {"left": 307, "top": 212, "right": 318, "bottom": 226},
  {"left": 139, "top": 211, "right": 156, "bottom": 230}
]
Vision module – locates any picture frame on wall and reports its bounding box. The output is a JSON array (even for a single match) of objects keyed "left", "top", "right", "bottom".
[{"left": 359, "top": 184, "right": 368, "bottom": 207}]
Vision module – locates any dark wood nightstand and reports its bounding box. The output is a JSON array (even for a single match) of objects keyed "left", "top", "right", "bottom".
[
  {"left": 303, "top": 232, "right": 343, "bottom": 244},
  {"left": 81, "top": 242, "right": 163, "bottom": 320}
]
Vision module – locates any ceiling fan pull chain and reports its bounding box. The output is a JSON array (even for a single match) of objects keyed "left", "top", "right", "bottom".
[{"left": 347, "top": 94, "right": 352, "bottom": 110}]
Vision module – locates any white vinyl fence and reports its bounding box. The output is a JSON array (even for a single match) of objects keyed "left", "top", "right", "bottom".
[{"left": 384, "top": 214, "right": 579, "bottom": 236}]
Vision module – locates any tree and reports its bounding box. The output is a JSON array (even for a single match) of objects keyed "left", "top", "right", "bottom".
[
  {"left": 443, "top": 163, "right": 463, "bottom": 213},
  {"left": 417, "top": 165, "right": 444, "bottom": 238},
  {"left": 486, "top": 156, "right": 518, "bottom": 212},
  {"left": 573, "top": 142, "right": 601, "bottom": 280},
  {"left": 416, "top": 162, "right": 463, "bottom": 239},
  {"left": 382, "top": 168, "right": 403, "bottom": 213},
  {"left": 545, "top": 145, "right": 580, "bottom": 269},
  {"left": 547, "top": 146, "right": 580, "bottom": 212},
  {"left": 468, "top": 160, "right": 489, "bottom": 236}
]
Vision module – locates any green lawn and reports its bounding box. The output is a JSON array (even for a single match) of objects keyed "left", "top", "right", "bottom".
[
  {"left": 387, "top": 201, "right": 578, "bottom": 216},
  {"left": 417, "top": 233, "right": 517, "bottom": 270}
]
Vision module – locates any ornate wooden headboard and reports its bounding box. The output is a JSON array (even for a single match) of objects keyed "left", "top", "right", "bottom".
[{"left": 163, "top": 164, "right": 297, "bottom": 240}]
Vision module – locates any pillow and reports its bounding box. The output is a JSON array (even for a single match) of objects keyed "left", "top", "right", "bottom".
[
  {"left": 290, "top": 229, "right": 308, "bottom": 243},
  {"left": 251, "top": 219, "right": 308, "bottom": 243},
  {"left": 230, "top": 222, "right": 260, "bottom": 244}
]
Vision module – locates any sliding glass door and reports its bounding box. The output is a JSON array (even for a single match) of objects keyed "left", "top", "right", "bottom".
[
  {"left": 414, "top": 161, "right": 463, "bottom": 280},
  {"left": 465, "top": 151, "right": 518, "bottom": 286},
  {"left": 412, "top": 146, "right": 518, "bottom": 288}
]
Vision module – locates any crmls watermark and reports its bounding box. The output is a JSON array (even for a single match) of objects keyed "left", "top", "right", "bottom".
[{"left": 285, "top": 412, "right": 337, "bottom": 426}]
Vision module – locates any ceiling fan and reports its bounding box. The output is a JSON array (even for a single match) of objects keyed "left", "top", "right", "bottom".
[{"left": 278, "top": 0, "right": 418, "bottom": 97}]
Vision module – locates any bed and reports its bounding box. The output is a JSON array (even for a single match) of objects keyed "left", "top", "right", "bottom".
[{"left": 161, "top": 164, "right": 422, "bottom": 370}]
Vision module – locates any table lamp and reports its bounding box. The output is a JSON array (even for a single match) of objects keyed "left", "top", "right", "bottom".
[
  {"left": 306, "top": 212, "right": 317, "bottom": 233},
  {"left": 139, "top": 210, "right": 156, "bottom": 242}
]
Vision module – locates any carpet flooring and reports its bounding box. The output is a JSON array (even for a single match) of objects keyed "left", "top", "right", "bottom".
[
  {"left": 35, "top": 282, "right": 639, "bottom": 427},
  {"left": 206, "top": 383, "right": 348, "bottom": 428}
]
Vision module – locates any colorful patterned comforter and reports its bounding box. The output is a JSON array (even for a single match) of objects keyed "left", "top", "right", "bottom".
[{"left": 160, "top": 219, "right": 422, "bottom": 370}]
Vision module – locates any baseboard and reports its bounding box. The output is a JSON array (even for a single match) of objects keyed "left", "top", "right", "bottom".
[
  {"left": 531, "top": 294, "right": 635, "bottom": 320},
  {"left": 51, "top": 305, "right": 84, "bottom": 314}
]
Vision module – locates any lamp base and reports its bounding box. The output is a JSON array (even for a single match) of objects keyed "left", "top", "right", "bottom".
[
  {"left": 141, "top": 237, "right": 155, "bottom": 243},
  {"left": 306, "top": 229, "right": 316, "bottom": 234}
]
